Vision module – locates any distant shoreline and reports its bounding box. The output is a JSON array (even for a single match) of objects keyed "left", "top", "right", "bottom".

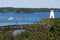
[{"left": 0, "top": 7, "right": 60, "bottom": 13}]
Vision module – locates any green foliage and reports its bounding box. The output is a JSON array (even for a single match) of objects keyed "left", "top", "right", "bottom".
[
  {"left": 18, "top": 18, "right": 60, "bottom": 40},
  {"left": 0, "top": 18, "right": 60, "bottom": 40}
]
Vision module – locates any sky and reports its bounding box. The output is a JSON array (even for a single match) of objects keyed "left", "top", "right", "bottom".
[{"left": 0, "top": 0, "right": 60, "bottom": 8}]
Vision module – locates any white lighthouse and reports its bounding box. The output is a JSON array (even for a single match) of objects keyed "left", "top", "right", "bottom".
[{"left": 49, "top": 8, "right": 55, "bottom": 18}]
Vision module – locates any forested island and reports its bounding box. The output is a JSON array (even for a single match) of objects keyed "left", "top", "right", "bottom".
[{"left": 0, "top": 7, "right": 60, "bottom": 13}]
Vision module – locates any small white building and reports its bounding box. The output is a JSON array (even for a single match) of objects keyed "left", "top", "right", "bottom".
[{"left": 49, "top": 8, "right": 55, "bottom": 18}]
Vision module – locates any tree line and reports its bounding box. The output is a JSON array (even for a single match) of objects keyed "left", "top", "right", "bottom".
[{"left": 0, "top": 7, "right": 60, "bottom": 13}]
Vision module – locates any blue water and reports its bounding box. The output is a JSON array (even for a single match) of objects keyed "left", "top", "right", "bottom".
[
  {"left": 0, "top": 12, "right": 60, "bottom": 26},
  {"left": 0, "top": 12, "right": 60, "bottom": 34}
]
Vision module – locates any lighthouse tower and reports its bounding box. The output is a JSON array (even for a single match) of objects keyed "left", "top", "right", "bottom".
[{"left": 49, "top": 8, "right": 55, "bottom": 18}]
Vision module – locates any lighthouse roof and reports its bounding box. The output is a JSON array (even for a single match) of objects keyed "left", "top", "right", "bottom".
[{"left": 50, "top": 8, "right": 54, "bottom": 10}]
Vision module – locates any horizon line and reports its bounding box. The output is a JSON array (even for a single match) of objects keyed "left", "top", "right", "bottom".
[{"left": 0, "top": 7, "right": 60, "bottom": 8}]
